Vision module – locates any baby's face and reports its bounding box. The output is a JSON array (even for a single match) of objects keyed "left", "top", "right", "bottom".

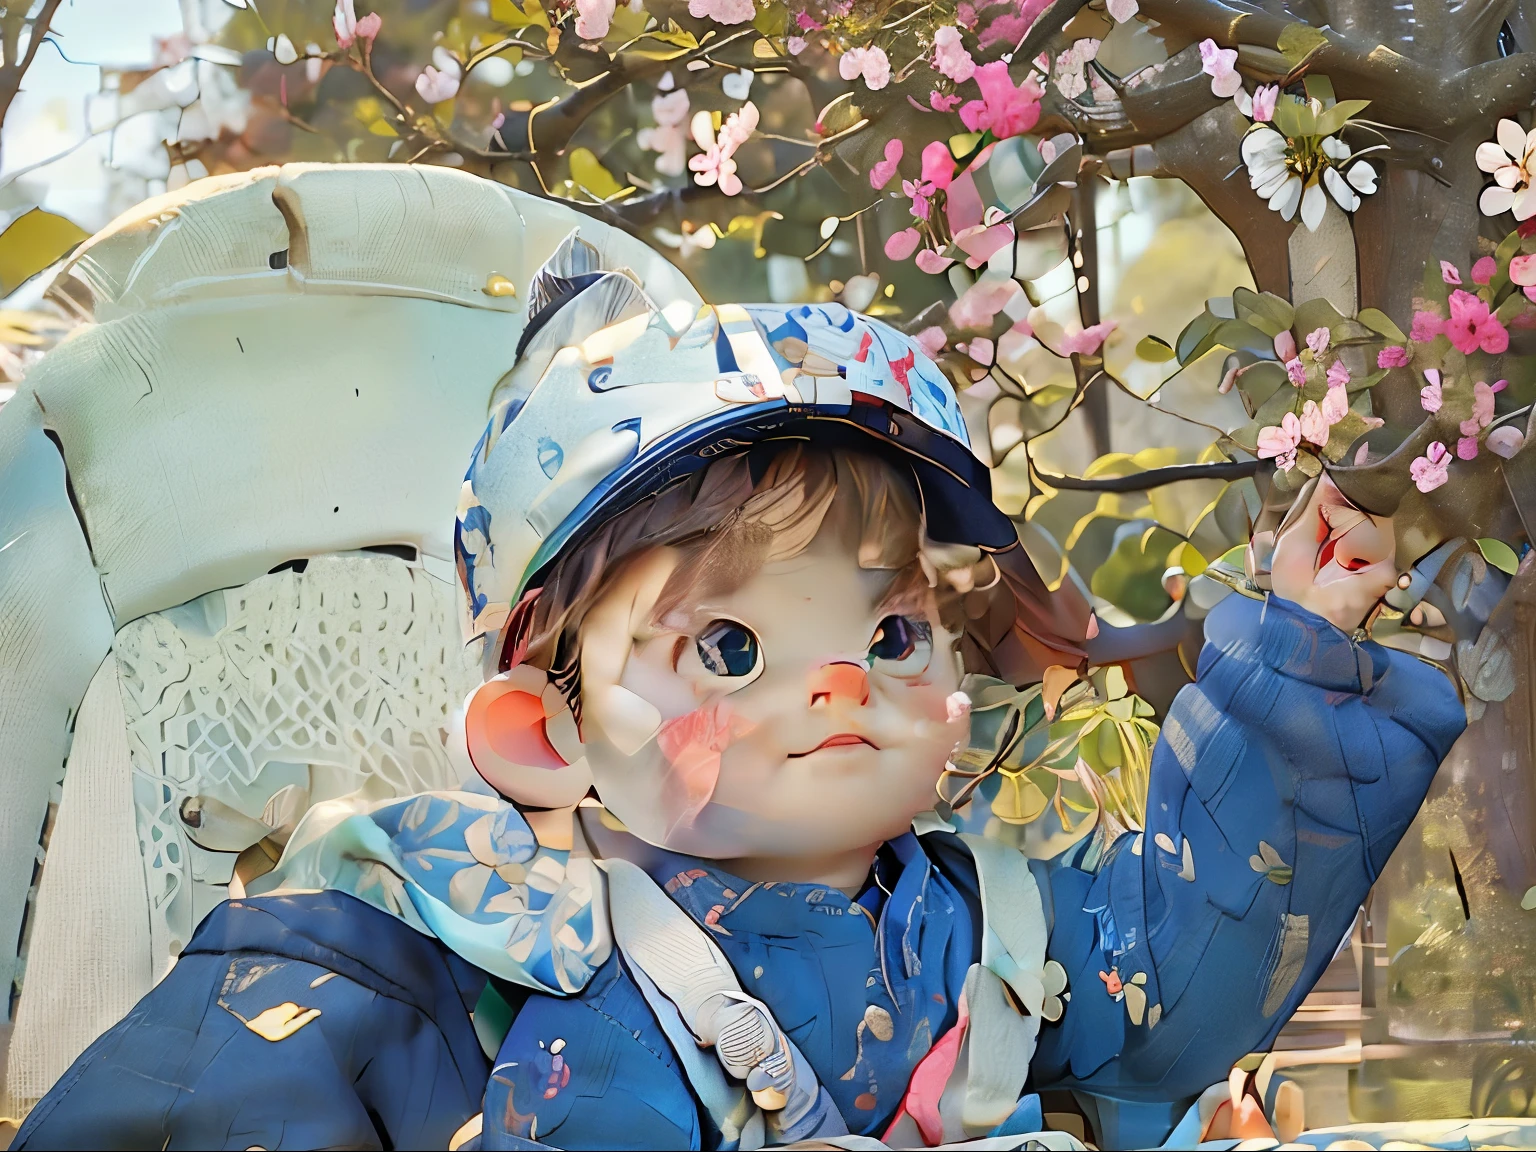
[{"left": 578, "top": 525, "right": 966, "bottom": 863}]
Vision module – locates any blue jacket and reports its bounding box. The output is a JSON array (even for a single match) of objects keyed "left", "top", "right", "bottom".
[{"left": 15, "top": 595, "right": 1464, "bottom": 1150}]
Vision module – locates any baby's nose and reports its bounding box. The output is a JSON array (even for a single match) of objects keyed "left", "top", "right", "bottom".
[{"left": 809, "top": 661, "right": 870, "bottom": 707}]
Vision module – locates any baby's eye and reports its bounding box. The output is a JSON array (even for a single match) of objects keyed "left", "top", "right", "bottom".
[
  {"left": 868, "top": 615, "right": 933, "bottom": 676},
  {"left": 696, "top": 619, "right": 761, "bottom": 678}
]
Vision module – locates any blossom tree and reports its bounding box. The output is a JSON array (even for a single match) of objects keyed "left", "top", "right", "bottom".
[{"left": 9, "top": 0, "right": 1536, "bottom": 1117}]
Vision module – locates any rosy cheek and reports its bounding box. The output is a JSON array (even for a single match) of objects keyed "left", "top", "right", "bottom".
[{"left": 655, "top": 701, "right": 755, "bottom": 831}]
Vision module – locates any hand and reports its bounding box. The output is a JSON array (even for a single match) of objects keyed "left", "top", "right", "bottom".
[{"left": 1264, "top": 474, "right": 1399, "bottom": 634}]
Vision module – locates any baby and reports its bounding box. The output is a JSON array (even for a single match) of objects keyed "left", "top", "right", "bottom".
[{"left": 15, "top": 248, "right": 1464, "bottom": 1151}]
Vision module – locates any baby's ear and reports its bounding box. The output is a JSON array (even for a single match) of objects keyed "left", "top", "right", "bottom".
[{"left": 459, "top": 667, "right": 592, "bottom": 807}]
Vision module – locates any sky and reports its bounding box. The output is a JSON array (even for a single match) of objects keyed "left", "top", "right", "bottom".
[{"left": 1, "top": 0, "right": 185, "bottom": 232}]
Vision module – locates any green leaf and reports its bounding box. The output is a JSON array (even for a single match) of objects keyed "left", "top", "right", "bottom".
[
  {"left": 751, "top": 5, "right": 786, "bottom": 35},
  {"left": 1357, "top": 307, "right": 1406, "bottom": 343},
  {"left": 1175, "top": 311, "right": 1220, "bottom": 364},
  {"left": 491, "top": 0, "right": 550, "bottom": 27},
  {"left": 1293, "top": 297, "right": 1347, "bottom": 337},
  {"left": 0, "top": 208, "right": 89, "bottom": 295},
  {"left": 1478, "top": 537, "right": 1521, "bottom": 575},
  {"left": 1136, "top": 335, "right": 1176, "bottom": 362},
  {"left": 1174, "top": 540, "right": 1208, "bottom": 577},
  {"left": 1277, "top": 22, "right": 1329, "bottom": 69},
  {"left": 1253, "top": 386, "right": 1300, "bottom": 428},
  {"left": 1314, "top": 99, "right": 1370, "bottom": 138},
  {"left": 1090, "top": 524, "right": 1185, "bottom": 622},
  {"left": 1293, "top": 100, "right": 1318, "bottom": 136},
  {"left": 1236, "top": 360, "right": 1288, "bottom": 411},
  {"left": 1329, "top": 318, "right": 1377, "bottom": 345},
  {"left": 1233, "top": 287, "right": 1292, "bottom": 336},
  {"left": 1496, "top": 291, "right": 1527, "bottom": 324},
  {"left": 949, "top": 132, "right": 984, "bottom": 162},
  {"left": 1496, "top": 227, "right": 1523, "bottom": 268},
  {"left": 1271, "top": 96, "right": 1306, "bottom": 139},
  {"left": 568, "top": 147, "right": 626, "bottom": 199},
  {"left": 1322, "top": 410, "right": 1375, "bottom": 461},
  {"left": 1302, "top": 75, "right": 1336, "bottom": 105}
]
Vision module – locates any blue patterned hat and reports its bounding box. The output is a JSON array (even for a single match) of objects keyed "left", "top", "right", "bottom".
[{"left": 455, "top": 232, "right": 1013, "bottom": 643}]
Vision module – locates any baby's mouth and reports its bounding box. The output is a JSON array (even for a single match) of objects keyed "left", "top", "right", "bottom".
[{"left": 789, "top": 733, "right": 879, "bottom": 757}]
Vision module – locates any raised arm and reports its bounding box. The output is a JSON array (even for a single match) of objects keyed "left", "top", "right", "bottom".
[{"left": 1032, "top": 588, "right": 1464, "bottom": 1113}]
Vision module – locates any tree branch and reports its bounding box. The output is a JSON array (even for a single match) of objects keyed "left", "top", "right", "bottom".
[
  {"left": 1137, "top": 0, "right": 1536, "bottom": 133},
  {"left": 1036, "top": 459, "right": 1258, "bottom": 491},
  {"left": 0, "top": 0, "right": 63, "bottom": 142}
]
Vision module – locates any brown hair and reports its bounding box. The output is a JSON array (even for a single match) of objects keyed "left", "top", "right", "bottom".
[{"left": 498, "top": 442, "right": 1090, "bottom": 703}]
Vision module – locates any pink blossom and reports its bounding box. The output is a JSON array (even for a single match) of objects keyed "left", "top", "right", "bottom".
[
  {"left": 1420, "top": 369, "right": 1443, "bottom": 413},
  {"left": 1250, "top": 83, "right": 1278, "bottom": 122},
  {"left": 1198, "top": 38, "right": 1241, "bottom": 99},
  {"left": 1305, "top": 326, "right": 1330, "bottom": 357},
  {"left": 915, "top": 249, "right": 955, "bottom": 274},
  {"left": 958, "top": 61, "right": 1043, "bottom": 141},
  {"left": 1051, "top": 40, "right": 1096, "bottom": 100},
  {"left": 1257, "top": 412, "right": 1302, "bottom": 471},
  {"left": 1440, "top": 260, "right": 1463, "bottom": 286},
  {"left": 949, "top": 277, "right": 1023, "bottom": 330},
  {"left": 718, "top": 101, "right": 759, "bottom": 150},
  {"left": 688, "top": 103, "right": 757, "bottom": 196},
  {"left": 1326, "top": 359, "right": 1351, "bottom": 389},
  {"left": 965, "top": 337, "right": 995, "bottom": 364},
  {"left": 1445, "top": 288, "right": 1510, "bottom": 355},
  {"left": 1488, "top": 425, "right": 1526, "bottom": 458},
  {"left": 1410, "top": 441, "right": 1451, "bottom": 492},
  {"left": 921, "top": 140, "right": 954, "bottom": 191},
  {"left": 870, "top": 138, "right": 903, "bottom": 189},
  {"left": 945, "top": 691, "right": 972, "bottom": 722},
  {"left": 1300, "top": 400, "right": 1330, "bottom": 446},
  {"left": 415, "top": 51, "right": 461, "bottom": 103},
  {"left": 1273, "top": 329, "right": 1297, "bottom": 361},
  {"left": 1321, "top": 384, "right": 1349, "bottom": 425},
  {"left": 1461, "top": 379, "right": 1497, "bottom": 436},
  {"left": 1410, "top": 310, "right": 1444, "bottom": 342},
  {"left": 930, "top": 91, "right": 963, "bottom": 112},
  {"left": 1472, "top": 256, "right": 1498, "bottom": 285},
  {"left": 795, "top": 11, "right": 821, "bottom": 30},
  {"left": 689, "top": 0, "right": 755, "bottom": 22},
  {"left": 916, "top": 326, "right": 947, "bottom": 358},
  {"left": 885, "top": 228, "right": 921, "bottom": 261},
  {"left": 1285, "top": 358, "right": 1306, "bottom": 387},
  {"left": 1056, "top": 321, "right": 1116, "bottom": 356},
  {"left": 637, "top": 89, "right": 690, "bottom": 176},
  {"left": 1512, "top": 253, "right": 1536, "bottom": 286},
  {"left": 954, "top": 220, "right": 1015, "bottom": 267},
  {"left": 903, "top": 178, "right": 933, "bottom": 219},
  {"left": 787, "top": 35, "right": 807, "bottom": 54},
  {"left": 934, "top": 26, "right": 975, "bottom": 83},
  {"left": 1457, "top": 437, "right": 1480, "bottom": 460},
  {"left": 839, "top": 45, "right": 892, "bottom": 91},
  {"left": 575, "top": 0, "right": 615, "bottom": 39},
  {"left": 979, "top": 0, "right": 1055, "bottom": 50},
  {"left": 1377, "top": 345, "right": 1410, "bottom": 368},
  {"left": 333, "top": 0, "right": 381, "bottom": 48}
]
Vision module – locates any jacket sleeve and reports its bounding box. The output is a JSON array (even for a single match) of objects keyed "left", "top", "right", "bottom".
[
  {"left": 14, "top": 892, "right": 489, "bottom": 1151},
  {"left": 1031, "top": 593, "right": 1465, "bottom": 1108},
  {"left": 482, "top": 954, "right": 705, "bottom": 1150}
]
